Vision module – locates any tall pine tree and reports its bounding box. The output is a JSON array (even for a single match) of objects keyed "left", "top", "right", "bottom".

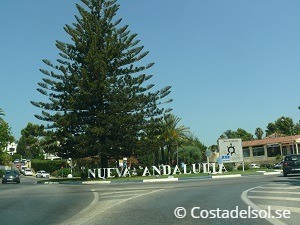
[{"left": 31, "top": 0, "right": 172, "bottom": 164}]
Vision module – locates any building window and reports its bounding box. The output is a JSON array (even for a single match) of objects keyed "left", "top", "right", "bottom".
[
  {"left": 267, "top": 144, "right": 281, "bottom": 157},
  {"left": 243, "top": 148, "right": 250, "bottom": 157},
  {"left": 252, "top": 146, "right": 264, "bottom": 157}
]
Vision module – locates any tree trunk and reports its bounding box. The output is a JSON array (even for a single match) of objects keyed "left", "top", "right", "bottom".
[
  {"left": 100, "top": 153, "right": 108, "bottom": 168},
  {"left": 154, "top": 149, "right": 159, "bottom": 166}
]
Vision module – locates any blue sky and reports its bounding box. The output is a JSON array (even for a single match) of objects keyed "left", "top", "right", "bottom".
[{"left": 1, "top": 0, "right": 300, "bottom": 146}]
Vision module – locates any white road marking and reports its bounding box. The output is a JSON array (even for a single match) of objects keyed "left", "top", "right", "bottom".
[
  {"left": 247, "top": 196, "right": 300, "bottom": 201},
  {"left": 60, "top": 188, "right": 164, "bottom": 225},
  {"left": 99, "top": 194, "right": 139, "bottom": 198},
  {"left": 241, "top": 186, "right": 287, "bottom": 225},
  {"left": 250, "top": 190, "right": 300, "bottom": 195},
  {"left": 258, "top": 205, "right": 300, "bottom": 214},
  {"left": 258, "top": 186, "right": 300, "bottom": 190},
  {"left": 99, "top": 189, "right": 149, "bottom": 195}
]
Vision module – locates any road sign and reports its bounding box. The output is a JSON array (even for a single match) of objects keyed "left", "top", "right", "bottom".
[
  {"left": 216, "top": 157, "right": 223, "bottom": 164},
  {"left": 205, "top": 149, "right": 212, "bottom": 158},
  {"left": 218, "top": 139, "right": 243, "bottom": 163}
]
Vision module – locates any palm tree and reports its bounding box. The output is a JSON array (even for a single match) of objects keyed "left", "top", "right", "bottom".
[
  {"left": 255, "top": 127, "right": 264, "bottom": 139},
  {"left": 160, "top": 114, "right": 190, "bottom": 165},
  {"left": 0, "top": 108, "right": 5, "bottom": 123},
  {"left": 0, "top": 108, "right": 4, "bottom": 116}
]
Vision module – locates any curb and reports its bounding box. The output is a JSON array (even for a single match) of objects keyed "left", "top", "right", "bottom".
[
  {"left": 263, "top": 171, "right": 282, "bottom": 175},
  {"left": 43, "top": 182, "right": 60, "bottom": 184},
  {"left": 143, "top": 178, "right": 178, "bottom": 183},
  {"left": 82, "top": 181, "right": 111, "bottom": 184},
  {"left": 212, "top": 174, "right": 242, "bottom": 179}
]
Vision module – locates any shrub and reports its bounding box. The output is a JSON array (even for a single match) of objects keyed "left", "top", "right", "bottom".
[
  {"left": 0, "top": 153, "right": 12, "bottom": 165},
  {"left": 72, "top": 169, "right": 81, "bottom": 178},
  {"left": 237, "top": 163, "right": 250, "bottom": 170},
  {"left": 275, "top": 154, "right": 283, "bottom": 162},
  {"left": 136, "top": 168, "right": 144, "bottom": 176},
  {"left": 31, "top": 159, "right": 67, "bottom": 173},
  {"left": 0, "top": 169, "right": 5, "bottom": 177},
  {"left": 81, "top": 168, "right": 89, "bottom": 179},
  {"left": 12, "top": 154, "right": 22, "bottom": 161},
  {"left": 224, "top": 163, "right": 234, "bottom": 171},
  {"left": 52, "top": 168, "right": 72, "bottom": 178}
]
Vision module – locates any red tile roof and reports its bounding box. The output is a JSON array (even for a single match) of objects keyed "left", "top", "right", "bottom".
[{"left": 242, "top": 135, "right": 300, "bottom": 147}]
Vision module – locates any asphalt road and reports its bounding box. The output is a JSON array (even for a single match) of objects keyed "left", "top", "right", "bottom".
[
  {"left": 0, "top": 176, "right": 93, "bottom": 225},
  {"left": 1, "top": 174, "right": 299, "bottom": 225}
]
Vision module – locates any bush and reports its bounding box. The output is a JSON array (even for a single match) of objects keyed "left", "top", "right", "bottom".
[
  {"left": 72, "top": 169, "right": 81, "bottom": 178},
  {"left": 137, "top": 168, "right": 149, "bottom": 176},
  {"left": 0, "top": 153, "right": 12, "bottom": 165},
  {"left": 12, "top": 154, "right": 22, "bottom": 161},
  {"left": 52, "top": 168, "right": 72, "bottom": 178},
  {"left": 31, "top": 159, "right": 67, "bottom": 173},
  {"left": 0, "top": 169, "right": 5, "bottom": 177},
  {"left": 224, "top": 163, "right": 234, "bottom": 171},
  {"left": 275, "top": 154, "right": 283, "bottom": 162},
  {"left": 237, "top": 163, "right": 250, "bottom": 170},
  {"left": 80, "top": 168, "right": 89, "bottom": 179}
]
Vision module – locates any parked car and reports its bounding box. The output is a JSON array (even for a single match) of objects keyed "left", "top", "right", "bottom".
[
  {"left": 283, "top": 154, "right": 300, "bottom": 177},
  {"left": 36, "top": 170, "right": 50, "bottom": 178},
  {"left": 250, "top": 164, "right": 260, "bottom": 169},
  {"left": 24, "top": 168, "right": 33, "bottom": 176},
  {"left": 20, "top": 165, "right": 27, "bottom": 174},
  {"left": 2, "top": 170, "right": 20, "bottom": 184}
]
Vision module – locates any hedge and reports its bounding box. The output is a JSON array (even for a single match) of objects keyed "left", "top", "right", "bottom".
[{"left": 31, "top": 159, "right": 68, "bottom": 173}]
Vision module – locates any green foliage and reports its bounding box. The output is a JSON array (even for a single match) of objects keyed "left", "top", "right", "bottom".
[
  {"left": 52, "top": 168, "right": 71, "bottom": 178},
  {"left": 12, "top": 154, "right": 22, "bottom": 161},
  {"left": 159, "top": 114, "right": 191, "bottom": 164},
  {"left": 220, "top": 128, "right": 254, "bottom": 141},
  {"left": 80, "top": 168, "right": 89, "bottom": 179},
  {"left": 265, "top": 116, "right": 299, "bottom": 136},
  {"left": 75, "top": 157, "right": 101, "bottom": 169},
  {"left": 0, "top": 119, "right": 14, "bottom": 151},
  {"left": 275, "top": 154, "right": 283, "bottom": 162},
  {"left": 31, "top": 159, "right": 67, "bottom": 173},
  {"left": 136, "top": 152, "right": 155, "bottom": 168},
  {"left": 31, "top": 0, "right": 172, "bottom": 161},
  {"left": 224, "top": 163, "right": 234, "bottom": 171},
  {"left": 17, "top": 123, "right": 45, "bottom": 159},
  {"left": 255, "top": 127, "right": 264, "bottom": 140},
  {"left": 0, "top": 153, "right": 12, "bottom": 165},
  {"left": 0, "top": 169, "right": 5, "bottom": 177},
  {"left": 237, "top": 163, "right": 250, "bottom": 170},
  {"left": 175, "top": 145, "right": 202, "bottom": 165},
  {"left": 0, "top": 108, "right": 5, "bottom": 117},
  {"left": 135, "top": 168, "right": 144, "bottom": 176}
]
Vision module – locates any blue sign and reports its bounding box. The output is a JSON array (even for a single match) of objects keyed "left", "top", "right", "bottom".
[
  {"left": 205, "top": 149, "right": 213, "bottom": 157},
  {"left": 221, "top": 155, "right": 230, "bottom": 161},
  {"left": 216, "top": 157, "right": 223, "bottom": 164}
]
